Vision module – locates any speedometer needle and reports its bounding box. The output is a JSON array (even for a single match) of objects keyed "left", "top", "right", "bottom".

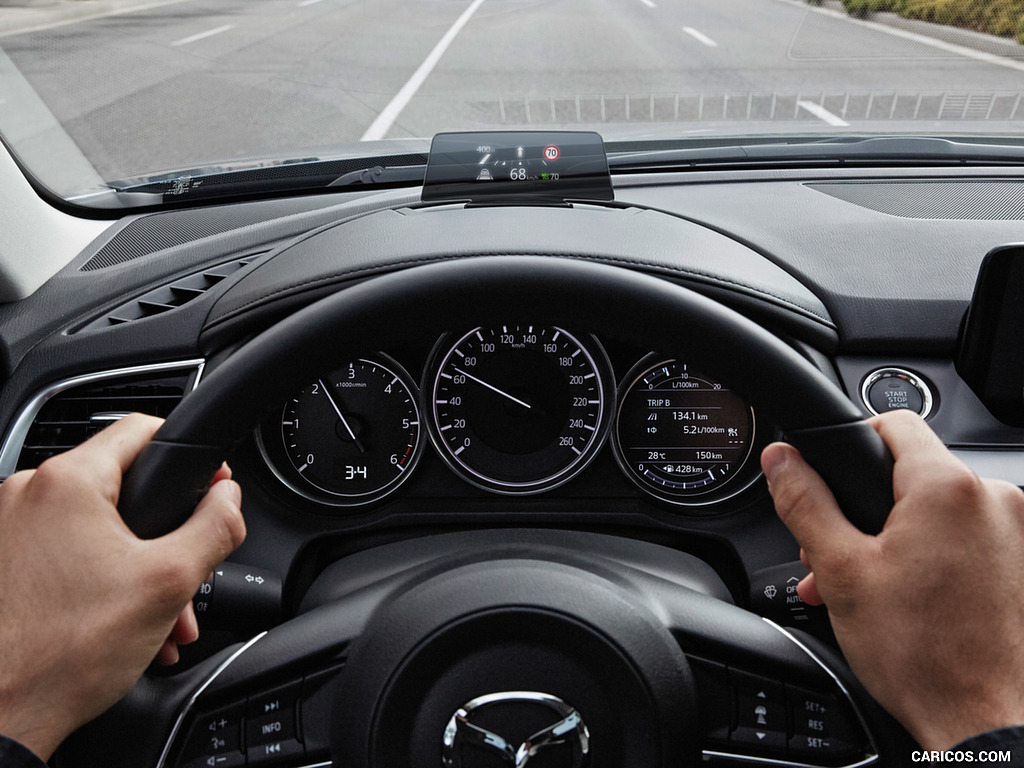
[
  {"left": 318, "top": 378, "right": 366, "bottom": 453},
  {"left": 454, "top": 367, "right": 532, "bottom": 410}
]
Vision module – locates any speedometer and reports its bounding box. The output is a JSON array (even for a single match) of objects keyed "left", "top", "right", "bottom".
[
  {"left": 614, "top": 357, "right": 756, "bottom": 505},
  {"left": 426, "top": 325, "right": 611, "bottom": 494}
]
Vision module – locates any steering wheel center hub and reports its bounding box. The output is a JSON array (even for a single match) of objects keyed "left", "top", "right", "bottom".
[{"left": 330, "top": 557, "right": 697, "bottom": 768}]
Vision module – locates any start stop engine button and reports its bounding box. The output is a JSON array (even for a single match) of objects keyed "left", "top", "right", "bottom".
[{"left": 861, "top": 368, "right": 933, "bottom": 418}]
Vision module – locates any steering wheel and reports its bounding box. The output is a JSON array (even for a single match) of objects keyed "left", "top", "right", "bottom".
[{"left": 100, "top": 256, "right": 903, "bottom": 767}]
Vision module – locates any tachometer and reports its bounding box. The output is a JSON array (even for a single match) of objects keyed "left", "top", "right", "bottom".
[
  {"left": 261, "top": 356, "right": 422, "bottom": 506},
  {"left": 614, "top": 357, "right": 756, "bottom": 505},
  {"left": 426, "top": 325, "right": 611, "bottom": 494}
]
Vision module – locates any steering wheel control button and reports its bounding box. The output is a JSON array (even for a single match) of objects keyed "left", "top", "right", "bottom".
[
  {"left": 787, "top": 685, "right": 861, "bottom": 763},
  {"left": 862, "top": 367, "right": 933, "bottom": 418},
  {"left": 730, "top": 670, "right": 787, "bottom": 756},
  {"left": 246, "top": 737, "right": 303, "bottom": 766},
  {"left": 688, "top": 657, "right": 873, "bottom": 765},
  {"left": 247, "top": 679, "right": 301, "bottom": 723},
  {"left": 246, "top": 708, "right": 297, "bottom": 749},
  {"left": 180, "top": 703, "right": 245, "bottom": 768},
  {"left": 246, "top": 681, "right": 303, "bottom": 766}
]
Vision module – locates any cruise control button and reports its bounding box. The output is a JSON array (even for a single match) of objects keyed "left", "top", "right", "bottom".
[
  {"left": 787, "top": 684, "right": 862, "bottom": 762},
  {"left": 788, "top": 684, "right": 857, "bottom": 738},
  {"left": 789, "top": 733, "right": 859, "bottom": 763}
]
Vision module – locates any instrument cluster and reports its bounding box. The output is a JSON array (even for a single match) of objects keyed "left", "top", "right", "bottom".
[{"left": 257, "top": 325, "right": 763, "bottom": 512}]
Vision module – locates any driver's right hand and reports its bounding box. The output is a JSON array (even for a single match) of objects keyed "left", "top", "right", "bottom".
[{"left": 763, "top": 409, "right": 1024, "bottom": 752}]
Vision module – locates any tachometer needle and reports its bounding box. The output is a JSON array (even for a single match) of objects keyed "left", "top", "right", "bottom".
[
  {"left": 318, "top": 378, "right": 366, "bottom": 453},
  {"left": 454, "top": 367, "right": 531, "bottom": 409}
]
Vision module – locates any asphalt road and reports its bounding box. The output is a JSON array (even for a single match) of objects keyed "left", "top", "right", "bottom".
[{"left": 3, "top": 0, "right": 1024, "bottom": 184}]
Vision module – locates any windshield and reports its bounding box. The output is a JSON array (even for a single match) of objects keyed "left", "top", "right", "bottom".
[{"left": 1, "top": 0, "right": 1022, "bottom": 206}]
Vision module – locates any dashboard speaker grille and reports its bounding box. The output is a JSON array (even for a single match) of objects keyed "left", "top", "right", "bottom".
[
  {"left": 807, "top": 181, "right": 1024, "bottom": 220},
  {"left": 79, "top": 195, "right": 345, "bottom": 271}
]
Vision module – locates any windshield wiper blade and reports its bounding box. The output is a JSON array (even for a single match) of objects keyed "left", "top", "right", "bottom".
[
  {"left": 608, "top": 136, "right": 1024, "bottom": 171},
  {"left": 85, "top": 154, "right": 428, "bottom": 209}
]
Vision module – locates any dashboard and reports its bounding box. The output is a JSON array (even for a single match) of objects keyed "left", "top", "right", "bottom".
[{"left": 4, "top": 158, "right": 1024, "bottom": 768}]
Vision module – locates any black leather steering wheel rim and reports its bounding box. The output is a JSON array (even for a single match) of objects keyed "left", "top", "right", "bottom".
[{"left": 119, "top": 254, "right": 893, "bottom": 538}]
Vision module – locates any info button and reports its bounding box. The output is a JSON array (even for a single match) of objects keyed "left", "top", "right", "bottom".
[{"left": 247, "top": 707, "right": 297, "bottom": 747}]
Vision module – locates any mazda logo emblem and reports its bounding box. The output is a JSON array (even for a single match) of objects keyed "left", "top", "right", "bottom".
[{"left": 442, "top": 691, "right": 590, "bottom": 767}]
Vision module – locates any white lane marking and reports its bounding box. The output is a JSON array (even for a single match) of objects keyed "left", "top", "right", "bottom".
[
  {"left": 797, "top": 100, "right": 850, "bottom": 126},
  {"left": 299, "top": 0, "right": 326, "bottom": 6},
  {"left": 773, "top": 0, "right": 1024, "bottom": 73},
  {"left": 639, "top": 0, "right": 656, "bottom": 8},
  {"left": 682, "top": 26, "right": 718, "bottom": 47},
  {"left": 171, "top": 24, "right": 235, "bottom": 46},
  {"left": 360, "top": 0, "right": 487, "bottom": 141}
]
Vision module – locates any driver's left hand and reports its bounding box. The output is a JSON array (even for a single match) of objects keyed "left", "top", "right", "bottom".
[{"left": 0, "top": 414, "right": 245, "bottom": 762}]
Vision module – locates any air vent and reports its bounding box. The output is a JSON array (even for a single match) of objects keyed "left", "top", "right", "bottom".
[
  {"left": 79, "top": 255, "right": 260, "bottom": 332},
  {"left": 0, "top": 361, "right": 202, "bottom": 475}
]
